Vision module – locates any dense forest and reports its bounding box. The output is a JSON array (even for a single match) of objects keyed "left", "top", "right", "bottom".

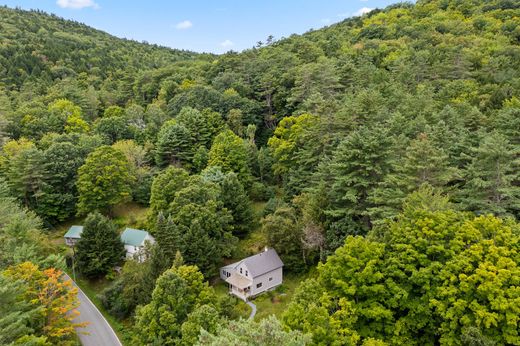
[{"left": 0, "top": 0, "right": 519, "bottom": 345}]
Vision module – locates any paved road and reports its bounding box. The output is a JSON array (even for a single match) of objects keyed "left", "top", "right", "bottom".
[
  {"left": 246, "top": 301, "right": 257, "bottom": 319},
  {"left": 64, "top": 274, "right": 122, "bottom": 346}
]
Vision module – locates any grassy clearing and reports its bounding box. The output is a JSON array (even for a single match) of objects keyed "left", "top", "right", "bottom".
[
  {"left": 216, "top": 199, "right": 309, "bottom": 321},
  {"left": 250, "top": 272, "right": 308, "bottom": 320},
  {"left": 70, "top": 273, "right": 133, "bottom": 345},
  {"left": 47, "top": 202, "right": 150, "bottom": 251},
  {"left": 112, "top": 202, "right": 149, "bottom": 229}
]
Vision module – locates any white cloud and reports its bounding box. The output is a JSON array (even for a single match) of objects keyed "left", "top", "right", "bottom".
[
  {"left": 175, "top": 20, "right": 193, "bottom": 30},
  {"left": 56, "top": 0, "right": 99, "bottom": 9},
  {"left": 220, "top": 39, "right": 234, "bottom": 48},
  {"left": 321, "top": 18, "right": 331, "bottom": 24},
  {"left": 354, "top": 7, "right": 373, "bottom": 16}
]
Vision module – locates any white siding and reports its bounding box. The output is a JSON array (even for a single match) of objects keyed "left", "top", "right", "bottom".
[
  {"left": 125, "top": 244, "right": 136, "bottom": 258},
  {"left": 144, "top": 234, "right": 155, "bottom": 245},
  {"left": 250, "top": 267, "right": 283, "bottom": 296},
  {"left": 236, "top": 262, "right": 251, "bottom": 279}
]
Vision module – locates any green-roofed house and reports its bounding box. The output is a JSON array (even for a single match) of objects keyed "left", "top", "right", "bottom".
[
  {"left": 120, "top": 228, "right": 155, "bottom": 263},
  {"left": 64, "top": 225, "right": 83, "bottom": 247}
]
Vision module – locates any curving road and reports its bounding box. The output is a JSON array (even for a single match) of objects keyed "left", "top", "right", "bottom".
[{"left": 64, "top": 274, "right": 122, "bottom": 346}]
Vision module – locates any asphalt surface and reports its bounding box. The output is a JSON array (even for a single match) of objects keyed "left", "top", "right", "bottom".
[{"left": 64, "top": 274, "right": 122, "bottom": 346}]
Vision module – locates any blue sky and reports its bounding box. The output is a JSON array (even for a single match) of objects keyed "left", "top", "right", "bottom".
[{"left": 1, "top": 0, "right": 403, "bottom": 53}]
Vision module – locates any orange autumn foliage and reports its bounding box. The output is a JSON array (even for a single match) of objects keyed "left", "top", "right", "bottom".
[{"left": 3, "top": 262, "right": 87, "bottom": 342}]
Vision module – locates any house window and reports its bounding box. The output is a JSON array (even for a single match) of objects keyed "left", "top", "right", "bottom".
[
  {"left": 240, "top": 268, "right": 243, "bottom": 274},
  {"left": 227, "top": 272, "right": 231, "bottom": 278},
  {"left": 269, "top": 277, "right": 273, "bottom": 281},
  {"left": 256, "top": 282, "right": 262, "bottom": 289},
  {"left": 245, "top": 270, "right": 248, "bottom": 277}
]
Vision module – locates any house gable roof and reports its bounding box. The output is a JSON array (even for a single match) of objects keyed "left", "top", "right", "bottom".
[
  {"left": 121, "top": 228, "right": 150, "bottom": 247},
  {"left": 64, "top": 225, "right": 83, "bottom": 239},
  {"left": 223, "top": 248, "right": 283, "bottom": 278}
]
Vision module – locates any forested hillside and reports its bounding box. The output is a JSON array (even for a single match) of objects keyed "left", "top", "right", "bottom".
[{"left": 0, "top": 0, "right": 519, "bottom": 345}]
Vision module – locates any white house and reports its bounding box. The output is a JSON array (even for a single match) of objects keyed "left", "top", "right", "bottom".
[
  {"left": 120, "top": 228, "right": 155, "bottom": 263},
  {"left": 64, "top": 225, "right": 83, "bottom": 247},
  {"left": 220, "top": 248, "right": 283, "bottom": 301}
]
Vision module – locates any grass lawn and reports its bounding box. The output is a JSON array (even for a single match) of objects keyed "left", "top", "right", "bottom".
[
  {"left": 70, "top": 273, "right": 134, "bottom": 345},
  {"left": 47, "top": 202, "right": 149, "bottom": 250},
  {"left": 112, "top": 202, "right": 149, "bottom": 229},
  {"left": 250, "top": 272, "right": 309, "bottom": 320},
  {"left": 215, "top": 199, "right": 310, "bottom": 321}
]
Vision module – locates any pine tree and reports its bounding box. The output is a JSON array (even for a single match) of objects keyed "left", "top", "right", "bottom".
[
  {"left": 319, "top": 125, "right": 393, "bottom": 242},
  {"left": 155, "top": 121, "right": 193, "bottom": 168},
  {"left": 153, "top": 213, "right": 179, "bottom": 264},
  {"left": 75, "top": 212, "right": 125, "bottom": 278},
  {"left": 369, "top": 133, "right": 457, "bottom": 222},
  {"left": 460, "top": 132, "right": 520, "bottom": 217}
]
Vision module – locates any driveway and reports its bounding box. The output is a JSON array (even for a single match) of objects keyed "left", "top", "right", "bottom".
[{"left": 64, "top": 274, "right": 122, "bottom": 346}]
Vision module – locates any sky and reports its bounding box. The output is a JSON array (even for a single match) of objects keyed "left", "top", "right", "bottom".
[{"left": 1, "top": 0, "right": 403, "bottom": 53}]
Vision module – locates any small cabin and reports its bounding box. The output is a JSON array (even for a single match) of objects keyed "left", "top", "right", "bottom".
[
  {"left": 120, "top": 228, "right": 155, "bottom": 263},
  {"left": 220, "top": 248, "right": 283, "bottom": 301},
  {"left": 64, "top": 225, "right": 83, "bottom": 247}
]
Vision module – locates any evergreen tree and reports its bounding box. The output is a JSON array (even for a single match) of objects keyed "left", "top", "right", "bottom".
[
  {"left": 370, "top": 133, "right": 457, "bottom": 222},
  {"left": 318, "top": 125, "right": 393, "bottom": 246},
  {"left": 155, "top": 121, "right": 194, "bottom": 168},
  {"left": 201, "top": 167, "right": 253, "bottom": 237},
  {"left": 75, "top": 212, "right": 125, "bottom": 278},
  {"left": 460, "top": 132, "right": 520, "bottom": 218}
]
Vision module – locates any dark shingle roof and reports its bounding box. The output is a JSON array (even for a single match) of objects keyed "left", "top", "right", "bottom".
[{"left": 224, "top": 248, "right": 283, "bottom": 278}]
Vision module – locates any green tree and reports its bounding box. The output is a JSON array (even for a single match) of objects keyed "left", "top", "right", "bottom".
[
  {"left": 198, "top": 316, "right": 310, "bottom": 346},
  {"left": 208, "top": 129, "right": 252, "bottom": 188},
  {"left": 319, "top": 125, "right": 393, "bottom": 246},
  {"left": 93, "top": 116, "right": 133, "bottom": 144},
  {"left": 134, "top": 265, "right": 216, "bottom": 345},
  {"left": 5, "top": 146, "right": 47, "bottom": 210},
  {"left": 268, "top": 114, "right": 319, "bottom": 177},
  {"left": 263, "top": 206, "right": 306, "bottom": 272},
  {"left": 202, "top": 167, "right": 253, "bottom": 237},
  {"left": 148, "top": 166, "right": 190, "bottom": 222},
  {"left": 460, "top": 131, "right": 520, "bottom": 217},
  {"left": 160, "top": 176, "right": 235, "bottom": 276},
  {"left": 0, "top": 274, "right": 44, "bottom": 345},
  {"left": 47, "top": 99, "right": 82, "bottom": 134},
  {"left": 284, "top": 191, "right": 520, "bottom": 345},
  {"left": 75, "top": 212, "right": 125, "bottom": 278},
  {"left": 155, "top": 120, "right": 193, "bottom": 168},
  {"left": 370, "top": 132, "right": 457, "bottom": 222},
  {"left": 100, "top": 243, "right": 170, "bottom": 318},
  {"left": 181, "top": 305, "right": 221, "bottom": 346},
  {"left": 77, "top": 145, "right": 134, "bottom": 215},
  {"left": 103, "top": 105, "right": 125, "bottom": 118},
  {"left": 37, "top": 142, "right": 84, "bottom": 222}
]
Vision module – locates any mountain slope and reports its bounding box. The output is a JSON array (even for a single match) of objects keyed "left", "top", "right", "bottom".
[{"left": 0, "top": 6, "right": 200, "bottom": 90}]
